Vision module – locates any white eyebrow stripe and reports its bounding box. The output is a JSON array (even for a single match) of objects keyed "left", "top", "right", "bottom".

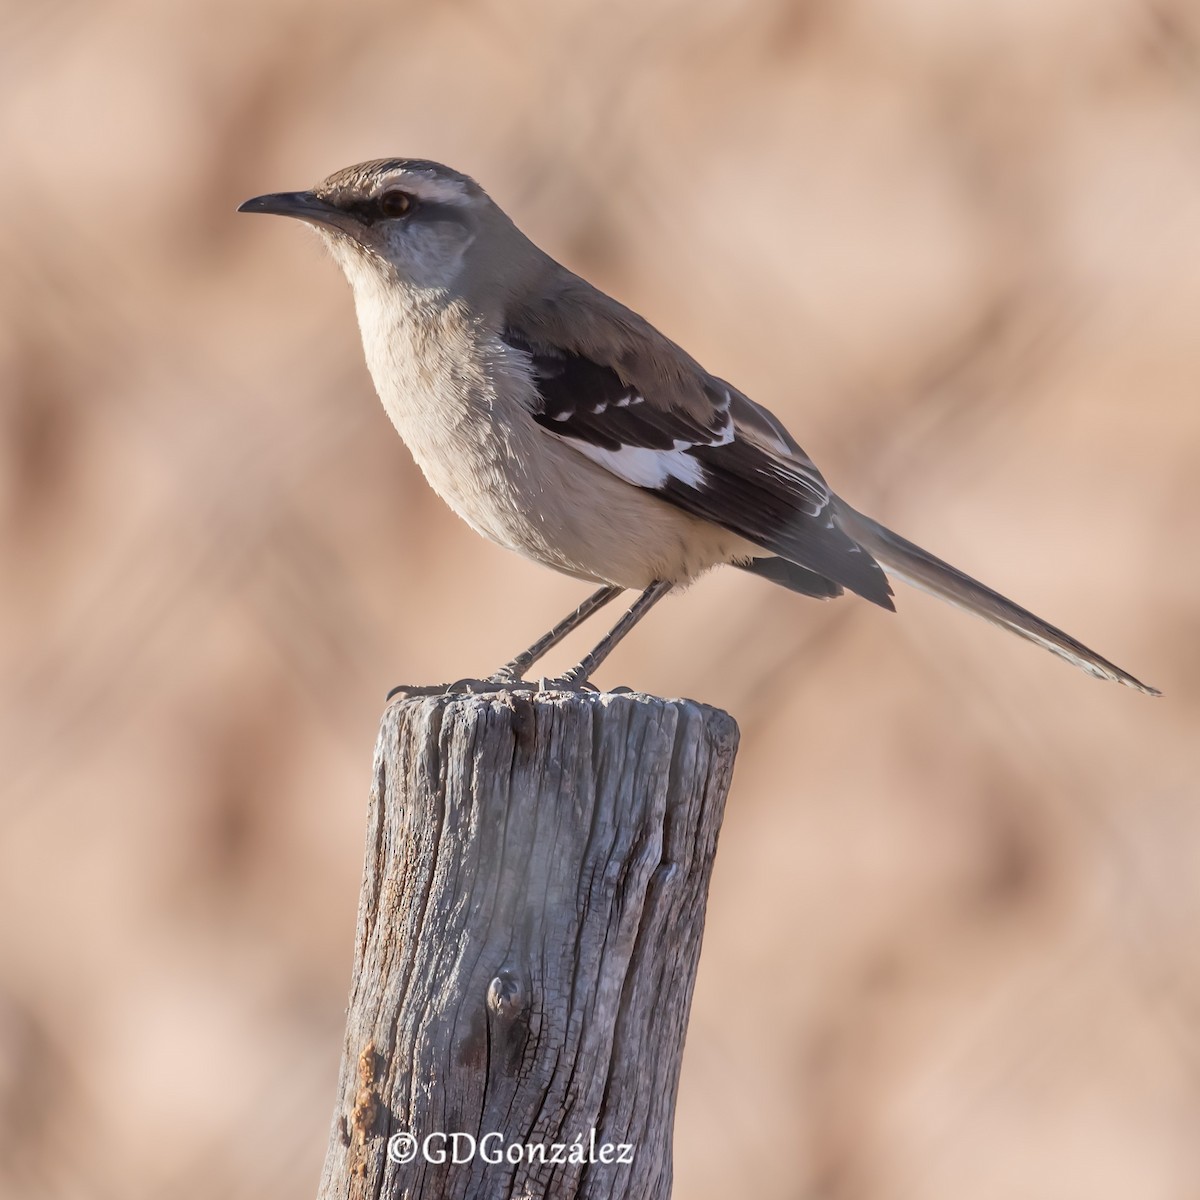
[{"left": 379, "top": 177, "right": 472, "bottom": 206}]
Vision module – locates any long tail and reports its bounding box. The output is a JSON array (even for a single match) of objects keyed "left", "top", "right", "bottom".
[{"left": 833, "top": 501, "right": 1160, "bottom": 696}]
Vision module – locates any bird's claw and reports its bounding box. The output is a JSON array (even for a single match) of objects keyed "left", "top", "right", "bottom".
[
  {"left": 485, "top": 666, "right": 527, "bottom": 688},
  {"left": 445, "top": 676, "right": 514, "bottom": 695},
  {"left": 536, "top": 672, "right": 598, "bottom": 693},
  {"left": 384, "top": 672, "right": 600, "bottom": 701}
]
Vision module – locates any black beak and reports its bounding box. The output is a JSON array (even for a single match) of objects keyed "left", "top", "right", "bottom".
[{"left": 237, "top": 190, "right": 356, "bottom": 233}]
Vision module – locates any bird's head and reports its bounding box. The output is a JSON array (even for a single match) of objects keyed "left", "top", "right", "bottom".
[{"left": 239, "top": 158, "right": 533, "bottom": 304}]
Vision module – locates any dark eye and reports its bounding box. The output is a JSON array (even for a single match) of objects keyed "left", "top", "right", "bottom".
[{"left": 378, "top": 189, "right": 415, "bottom": 218}]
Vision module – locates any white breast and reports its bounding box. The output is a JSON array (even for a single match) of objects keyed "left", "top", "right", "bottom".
[
  {"left": 351, "top": 273, "right": 545, "bottom": 549},
  {"left": 345, "top": 265, "right": 753, "bottom": 587}
]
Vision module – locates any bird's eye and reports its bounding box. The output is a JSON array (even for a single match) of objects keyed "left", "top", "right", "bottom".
[{"left": 378, "top": 189, "right": 415, "bottom": 218}]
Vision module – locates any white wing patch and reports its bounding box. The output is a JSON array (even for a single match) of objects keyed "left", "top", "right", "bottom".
[
  {"left": 550, "top": 387, "right": 734, "bottom": 491},
  {"left": 570, "top": 441, "right": 708, "bottom": 489}
]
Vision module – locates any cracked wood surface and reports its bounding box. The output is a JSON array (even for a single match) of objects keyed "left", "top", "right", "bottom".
[{"left": 316, "top": 689, "right": 739, "bottom": 1200}]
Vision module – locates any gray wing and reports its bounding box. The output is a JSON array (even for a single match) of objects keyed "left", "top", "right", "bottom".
[{"left": 504, "top": 328, "right": 893, "bottom": 609}]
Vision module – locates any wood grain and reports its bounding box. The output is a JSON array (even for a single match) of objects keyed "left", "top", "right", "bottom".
[{"left": 316, "top": 689, "right": 739, "bottom": 1200}]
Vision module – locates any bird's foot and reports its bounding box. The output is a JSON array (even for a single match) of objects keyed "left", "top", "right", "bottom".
[
  {"left": 535, "top": 669, "right": 599, "bottom": 693},
  {"left": 485, "top": 665, "right": 528, "bottom": 688},
  {"left": 453, "top": 665, "right": 600, "bottom": 694},
  {"left": 469, "top": 672, "right": 600, "bottom": 694},
  {"left": 384, "top": 671, "right": 604, "bottom": 701},
  {"left": 385, "top": 682, "right": 457, "bottom": 701},
  {"left": 442, "top": 676, "right": 531, "bottom": 695},
  {"left": 383, "top": 679, "right": 500, "bottom": 700}
]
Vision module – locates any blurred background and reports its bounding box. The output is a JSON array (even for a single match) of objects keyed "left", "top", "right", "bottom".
[{"left": 2, "top": 0, "right": 1199, "bottom": 1196}]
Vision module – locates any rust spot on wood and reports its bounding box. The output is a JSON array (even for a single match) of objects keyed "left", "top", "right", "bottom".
[{"left": 349, "top": 1041, "right": 382, "bottom": 1177}]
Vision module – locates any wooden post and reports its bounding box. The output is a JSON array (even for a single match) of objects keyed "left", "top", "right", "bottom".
[{"left": 316, "top": 688, "right": 739, "bottom": 1200}]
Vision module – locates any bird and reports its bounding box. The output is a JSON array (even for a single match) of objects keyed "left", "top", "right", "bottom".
[{"left": 238, "top": 158, "right": 1158, "bottom": 696}]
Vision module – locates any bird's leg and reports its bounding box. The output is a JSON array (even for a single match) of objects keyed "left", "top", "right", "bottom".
[
  {"left": 547, "top": 581, "right": 673, "bottom": 690},
  {"left": 487, "top": 583, "right": 623, "bottom": 684}
]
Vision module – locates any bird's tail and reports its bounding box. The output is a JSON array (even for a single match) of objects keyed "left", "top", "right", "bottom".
[{"left": 833, "top": 501, "right": 1159, "bottom": 696}]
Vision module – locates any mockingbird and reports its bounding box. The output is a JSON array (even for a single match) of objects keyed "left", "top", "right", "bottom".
[{"left": 239, "top": 158, "right": 1157, "bottom": 696}]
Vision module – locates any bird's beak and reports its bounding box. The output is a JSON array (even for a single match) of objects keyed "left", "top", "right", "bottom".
[{"left": 237, "top": 190, "right": 359, "bottom": 234}]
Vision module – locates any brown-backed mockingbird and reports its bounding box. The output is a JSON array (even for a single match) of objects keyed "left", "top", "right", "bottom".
[{"left": 239, "top": 159, "right": 1157, "bottom": 696}]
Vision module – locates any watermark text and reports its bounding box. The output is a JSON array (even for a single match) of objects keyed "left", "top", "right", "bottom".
[{"left": 387, "top": 1129, "right": 634, "bottom": 1167}]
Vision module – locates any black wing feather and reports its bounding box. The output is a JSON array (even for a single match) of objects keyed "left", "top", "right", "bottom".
[
  {"left": 737, "top": 557, "right": 844, "bottom": 600},
  {"left": 507, "top": 331, "right": 893, "bottom": 610},
  {"left": 508, "top": 332, "right": 731, "bottom": 451},
  {"left": 659, "top": 439, "right": 893, "bottom": 609}
]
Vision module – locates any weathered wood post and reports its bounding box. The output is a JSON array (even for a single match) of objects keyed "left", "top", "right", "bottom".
[{"left": 316, "top": 687, "right": 739, "bottom": 1200}]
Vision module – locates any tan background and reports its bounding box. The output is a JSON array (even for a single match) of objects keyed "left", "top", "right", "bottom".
[{"left": 2, "top": 1, "right": 1199, "bottom": 1197}]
